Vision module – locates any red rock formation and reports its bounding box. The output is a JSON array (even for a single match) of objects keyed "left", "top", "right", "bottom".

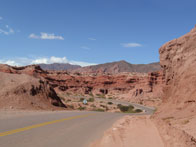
[
  {"left": 157, "top": 26, "right": 196, "bottom": 118},
  {"left": 0, "top": 65, "right": 65, "bottom": 110},
  {"left": 38, "top": 70, "right": 164, "bottom": 105},
  {"left": 71, "top": 60, "right": 160, "bottom": 74},
  {"left": 0, "top": 64, "right": 164, "bottom": 105},
  {"left": 150, "top": 26, "right": 196, "bottom": 147}
]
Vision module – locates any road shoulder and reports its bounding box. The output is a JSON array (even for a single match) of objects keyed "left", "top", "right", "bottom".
[{"left": 90, "top": 115, "right": 164, "bottom": 147}]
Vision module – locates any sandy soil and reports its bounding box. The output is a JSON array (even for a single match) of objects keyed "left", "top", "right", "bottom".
[{"left": 91, "top": 116, "right": 164, "bottom": 147}]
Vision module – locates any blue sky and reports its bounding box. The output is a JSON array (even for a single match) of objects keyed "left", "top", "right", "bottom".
[{"left": 0, "top": 0, "right": 195, "bottom": 66}]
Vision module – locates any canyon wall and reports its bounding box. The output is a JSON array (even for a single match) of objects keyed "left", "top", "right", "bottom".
[
  {"left": 0, "top": 65, "right": 65, "bottom": 110},
  {"left": 0, "top": 64, "right": 164, "bottom": 106},
  {"left": 157, "top": 26, "right": 196, "bottom": 118},
  {"left": 152, "top": 26, "right": 196, "bottom": 147}
]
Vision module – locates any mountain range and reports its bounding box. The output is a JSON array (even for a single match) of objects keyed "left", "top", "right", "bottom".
[{"left": 39, "top": 60, "right": 160, "bottom": 73}]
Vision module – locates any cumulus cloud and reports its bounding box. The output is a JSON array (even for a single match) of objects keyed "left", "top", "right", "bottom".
[
  {"left": 0, "top": 25, "right": 15, "bottom": 35},
  {"left": 69, "top": 61, "right": 96, "bottom": 67},
  {"left": 0, "top": 56, "right": 96, "bottom": 67},
  {"left": 88, "top": 37, "right": 96, "bottom": 41},
  {"left": 31, "top": 56, "right": 68, "bottom": 64},
  {"left": 0, "top": 60, "right": 19, "bottom": 66},
  {"left": 29, "top": 32, "right": 64, "bottom": 40},
  {"left": 121, "top": 43, "right": 142, "bottom": 48}
]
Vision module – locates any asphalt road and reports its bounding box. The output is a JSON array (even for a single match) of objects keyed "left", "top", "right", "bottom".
[
  {"left": 94, "top": 97, "right": 155, "bottom": 115},
  {"left": 0, "top": 101, "right": 154, "bottom": 147}
]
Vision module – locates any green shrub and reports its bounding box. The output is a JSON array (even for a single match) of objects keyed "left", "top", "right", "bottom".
[
  {"left": 108, "top": 102, "right": 113, "bottom": 105},
  {"left": 96, "top": 94, "right": 106, "bottom": 98},
  {"left": 118, "top": 104, "right": 134, "bottom": 112},
  {"left": 79, "top": 98, "right": 84, "bottom": 102},
  {"left": 88, "top": 98, "right": 95, "bottom": 102},
  {"left": 93, "top": 108, "right": 105, "bottom": 112},
  {"left": 78, "top": 106, "right": 86, "bottom": 110},
  {"left": 135, "top": 109, "right": 142, "bottom": 113},
  {"left": 117, "top": 104, "right": 122, "bottom": 108}
]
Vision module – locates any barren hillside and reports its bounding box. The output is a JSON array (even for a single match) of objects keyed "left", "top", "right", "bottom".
[
  {"left": 0, "top": 71, "right": 65, "bottom": 110},
  {"left": 71, "top": 60, "right": 160, "bottom": 74}
]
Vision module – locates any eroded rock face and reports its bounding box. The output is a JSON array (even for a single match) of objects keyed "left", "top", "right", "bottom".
[
  {"left": 71, "top": 60, "right": 161, "bottom": 74},
  {"left": 0, "top": 70, "right": 65, "bottom": 110},
  {"left": 157, "top": 26, "right": 196, "bottom": 118},
  {"left": 0, "top": 64, "right": 164, "bottom": 105},
  {"left": 37, "top": 70, "right": 164, "bottom": 105}
]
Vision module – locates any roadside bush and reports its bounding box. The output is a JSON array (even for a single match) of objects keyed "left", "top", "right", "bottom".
[
  {"left": 107, "top": 102, "right": 113, "bottom": 105},
  {"left": 117, "top": 104, "right": 134, "bottom": 112},
  {"left": 88, "top": 98, "right": 95, "bottom": 102},
  {"left": 96, "top": 94, "right": 106, "bottom": 98},
  {"left": 78, "top": 106, "right": 86, "bottom": 110},
  {"left": 135, "top": 109, "right": 142, "bottom": 113},
  {"left": 80, "top": 98, "right": 84, "bottom": 102},
  {"left": 93, "top": 108, "right": 105, "bottom": 112}
]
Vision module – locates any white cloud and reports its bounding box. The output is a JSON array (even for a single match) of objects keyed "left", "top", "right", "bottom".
[
  {"left": 0, "top": 25, "right": 15, "bottom": 35},
  {"left": 81, "top": 46, "right": 91, "bottom": 50},
  {"left": 121, "top": 43, "right": 142, "bottom": 48},
  {"left": 29, "top": 32, "right": 64, "bottom": 40},
  {"left": 31, "top": 56, "right": 68, "bottom": 64},
  {"left": 0, "top": 56, "right": 96, "bottom": 67},
  {"left": 0, "top": 60, "right": 19, "bottom": 66},
  {"left": 0, "top": 16, "right": 3, "bottom": 20},
  {"left": 88, "top": 37, "right": 96, "bottom": 41},
  {"left": 70, "top": 61, "right": 96, "bottom": 67},
  {"left": 29, "top": 33, "right": 39, "bottom": 39}
]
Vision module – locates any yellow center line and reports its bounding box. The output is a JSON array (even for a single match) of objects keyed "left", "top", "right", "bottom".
[{"left": 0, "top": 113, "right": 96, "bottom": 137}]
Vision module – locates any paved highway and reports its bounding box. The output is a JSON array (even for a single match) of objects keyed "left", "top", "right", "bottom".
[{"left": 0, "top": 101, "right": 154, "bottom": 147}]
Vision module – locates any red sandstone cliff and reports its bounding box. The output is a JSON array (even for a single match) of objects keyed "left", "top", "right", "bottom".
[
  {"left": 157, "top": 26, "right": 196, "bottom": 118},
  {"left": 0, "top": 64, "right": 164, "bottom": 106},
  {"left": 0, "top": 65, "right": 65, "bottom": 110},
  {"left": 152, "top": 26, "right": 196, "bottom": 147}
]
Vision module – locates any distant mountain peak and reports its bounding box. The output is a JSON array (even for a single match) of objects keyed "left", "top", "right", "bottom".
[
  {"left": 70, "top": 60, "right": 160, "bottom": 74},
  {"left": 38, "top": 63, "right": 81, "bottom": 71}
]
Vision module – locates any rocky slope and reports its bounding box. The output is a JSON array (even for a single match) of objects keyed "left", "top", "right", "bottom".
[
  {"left": 0, "top": 65, "right": 65, "bottom": 110},
  {"left": 39, "top": 63, "right": 81, "bottom": 71},
  {"left": 0, "top": 64, "right": 164, "bottom": 106},
  {"left": 71, "top": 60, "right": 160, "bottom": 74},
  {"left": 91, "top": 26, "right": 196, "bottom": 147},
  {"left": 157, "top": 26, "right": 196, "bottom": 117},
  {"left": 153, "top": 26, "right": 196, "bottom": 146},
  {"left": 43, "top": 70, "right": 164, "bottom": 105}
]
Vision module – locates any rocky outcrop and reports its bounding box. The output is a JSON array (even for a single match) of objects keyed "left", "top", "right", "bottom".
[
  {"left": 157, "top": 26, "right": 196, "bottom": 118},
  {"left": 39, "top": 63, "right": 81, "bottom": 71},
  {"left": 0, "top": 64, "right": 164, "bottom": 105},
  {"left": 42, "top": 70, "right": 164, "bottom": 105},
  {"left": 0, "top": 64, "right": 48, "bottom": 78},
  {"left": 0, "top": 66, "right": 65, "bottom": 110},
  {"left": 152, "top": 26, "right": 196, "bottom": 146}
]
